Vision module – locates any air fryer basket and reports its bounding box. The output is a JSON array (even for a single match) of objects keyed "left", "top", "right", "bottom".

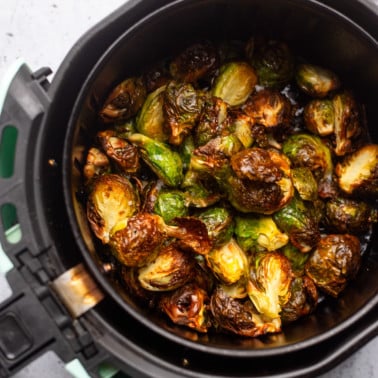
[{"left": 62, "top": 0, "right": 378, "bottom": 373}]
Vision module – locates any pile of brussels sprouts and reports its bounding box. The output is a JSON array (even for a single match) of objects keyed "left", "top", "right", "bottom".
[{"left": 83, "top": 37, "right": 378, "bottom": 337}]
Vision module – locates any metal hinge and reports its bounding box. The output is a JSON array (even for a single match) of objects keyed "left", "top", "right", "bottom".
[{"left": 51, "top": 264, "right": 104, "bottom": 318}]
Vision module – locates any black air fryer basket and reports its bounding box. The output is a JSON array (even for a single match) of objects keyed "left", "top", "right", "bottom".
[{"left": 0, "top": 1, "right": 377, "bottom": 377}]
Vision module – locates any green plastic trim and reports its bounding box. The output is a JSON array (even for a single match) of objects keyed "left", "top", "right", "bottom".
[
  {"left": 0, "top": 224, "right": 21, "bottom": 273},
  {"left": 65, "top": 359, "right": 92, "bottom": 378}
]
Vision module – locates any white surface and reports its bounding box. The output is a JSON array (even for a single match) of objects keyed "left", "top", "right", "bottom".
[{"left": 0, "top": 0, "right": 378, "bottom": 377}]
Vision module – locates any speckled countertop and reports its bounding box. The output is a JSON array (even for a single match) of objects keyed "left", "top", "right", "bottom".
[{"left": 0, "top": 0, "right": 377, "bottom": 377}]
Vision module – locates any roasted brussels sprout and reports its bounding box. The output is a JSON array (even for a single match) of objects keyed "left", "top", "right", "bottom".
[
  {"left": 212, "top": 61, "right": 257, "bottom": 106},
  {"left": 99, "top": 77, "right": 147, "bottom": 122},
  {"left": 210, "top": 285, "right": 281, "bottom": 337},
  {"left": 273, "top": 195, "right": 320, "bottom": 253},
  {"left": 230, "top": 111, "right": 254, "bottom": 148},
  {"left": 281, "top": 243, "right": 310, "bottom": 274},
  {"left": 128, "top": 133, "right": 183, "bottom": 187},
  {"left": 335, "top": 144, "right": 378, "bottom": 196},
  {"left": 248, "top": 252, "right": 293, "bottom": 319},
  {"left": 164, "top": 81, "right": 202, "bottom": 145},
  {"left": 243, "top": 89, "right": 292, "bottom": 128},
  {"left": 304, "top": 99, "right": 335, "bottom": 136},
  {"left": 305, "top": 234, "right": 361, "bottom": 297},
  {"left": 181, "top": 169, "right": 222, "bottom": 208},
  {"left": 136, "top": 85, "right": 168, "bottom": 142},
  {"left": 295, "top": 63, "right": 340, "bottom": 98},
  {"left": 325, "top": 197, "right": 378, "bottom": 234},
  {"left": 153, "top": 190, "right": 188, "bottom": 223},
  {"left": 138, "top": 243, "right": 195, "bottom": 291},
  {"left": 282, "top": 133, "right": 336, "bottom": 198},
  {"left": 227, "top": 147, "right": 294, "bottom": 214},
  {"left": 194, "top": 95, "right": 229, "bottom": 146},
  {"left": 169, "top": 42, "right": 219, "bottom": 83},
  {"left": 197, "top": 206, "right": 234, "bottom": 246},
  {"left": 97, "top": 130, "right": 140, "bottom": 173},
  {"left": 109, "top": 213, "right": 165, "bottom": 267},
  {"left": 160, "top": 283, "right": 211, "bottom": 333},
  {"left": 332, "top": 91, "right": 361, "bottom": 156},
  {"left": 206, "top": 238, "right": 248, "bottom": 284},
  {"left": 291, "top": 167, "right": 318, "bottom": 201},
  {"left": 248, "top": 38, "right": 294, "bottom": 88},
  {"left": 304, "top": 91, "right": 361, "bottom": 156},
  {"left": 83, "top": 147, "right": 110, "bottom": 182},
  {"left": 235, "top": 215, "right": 288, "bottom": 252},
  {"left": 87, "top": 174, "right": 139, "bottom": 243},
  {"left": 280, "top": 276, "right": 318, "bottom": 323},
  {"left": 166, "top": 217, "right": 212, "bottom": 255},
  {"left": 120, "top": 267, "right": 157, "bottom": 308}
]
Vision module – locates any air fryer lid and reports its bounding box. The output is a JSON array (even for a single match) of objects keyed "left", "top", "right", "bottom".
[{"left": 64, "top": 0, "right": 378, "bottom": 356}]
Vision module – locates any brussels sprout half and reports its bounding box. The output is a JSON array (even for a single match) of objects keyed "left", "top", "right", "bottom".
[
  {"left": 235, "top": 215, "right": 289, "bottom": 252},
  {"left": 206, "top": 238, "right": 249, "bottom": 285},
  {"left": 138, "top": 243, "right": 195, "bottom": 291},
  {"left": 296, "top": 63, "right": 340, "bottom": 98},
  {"left": 86, "top": 174, "right": 139, "bottom": 244},
  {"left": 212, "top": 62, "right": 257, "bottom": 106},
  {"left": 128, "top": 133, "right": 184, "bottom": 187},
  {"left": 336, "top": 144, "right": 378, "bottom": 196},
  {"left": 100, "top": 77, "right": 147, "bottom": 123},
  {"left": 248, "top": 252, "right": 293, "bottom": 320}
]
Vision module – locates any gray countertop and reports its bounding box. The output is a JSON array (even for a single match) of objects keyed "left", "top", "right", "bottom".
[{"left": 0, "top": 0, "right": 377, "bottom": 377}]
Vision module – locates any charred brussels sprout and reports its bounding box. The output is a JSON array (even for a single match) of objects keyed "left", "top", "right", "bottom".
[
  {"left": 197, "top": 207, "right": 234, "bottom": 246},
  {"left": 212, "top": 62, "right": 257, "bottom": 106},
  {"left": 153, "top": 190, "right": 188, "bottom": 223},
  {"left": 210, "top": 285, "right": 282, "bottom": 337},
  {"left": 295, "top": 63, "right": 340, "bottom": 98},
  {"left": 87, "top": 174, "right": 139, "bottom": 244},
  {"left": 227, "top": 147, "right": 294, "bottom": 214},
  {"left": 128, "top": 133, "right": 183, "bottom": 187},
  {"left": 304, "top": 99, "right": 335, "bottom": 136},
  {"left": 274, "top": 195, "right": 320, "bottom": 253},
  {"left": 235, "top": 215, "right": 288, "bottom": 252},
  {"left": 336, "top": 144, "right": 378, "bottom": 196},
  {"left": 83, "top": 147, "right": 110, "bottom": 183},
  {"left": 159, "top": 283, "right": 211, "bottom": 333},
  {"left": 100, "top": 77, "right": 147, "bottom": 123},
  {"left": 325, "top": 197, "right": 377, "bottom": 234},
  {"left": 243, "top": 89, "right": 292, "bottom": 128},
  {"left": 206, "top": 238, "right": 248, "bottom": 284},
  {"left": 165, "top": 217, "right": 212, "bottom": 255},
  {"left": 282, "top": 133, "right": 336, "bottom": 198},
  {"left": 194, "top": 95, "right": 229, "bottom": 146},
  {"left": 281, "top": 276, "right": 318, "bottom": 323},
  {"left": 248, "top": 38, "right": 294, "bottom": 88},
  {"left": 248, "top": 252, "right": 293, "bottom": 319},
  {"left": 97, "top": 130, "right": 140, "bottom": 173},
  {"left": 109, "top": 213, "right": 165, "bottom": 267},
  {"left": 138, "top": 243, "right": 195, "bottom": 291},
  {"left": 164, "top": 80, "right": 202, "bottom": 146},
  {"left": 170, "top": 42, "right": 219, "bottom": 83},
  {"left": 136, "top": 85, "right": 168, "bottom": 142},
  {"left": 304, "top": 91, "right": 361, "bottom": 156},
  {"left": 305, "top": 234, "right": 361, "bottom": 297}
]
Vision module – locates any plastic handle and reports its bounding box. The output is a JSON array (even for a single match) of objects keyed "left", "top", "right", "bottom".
[{"left": 0, "top": 64, "right": 52, "bottom": 262}]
